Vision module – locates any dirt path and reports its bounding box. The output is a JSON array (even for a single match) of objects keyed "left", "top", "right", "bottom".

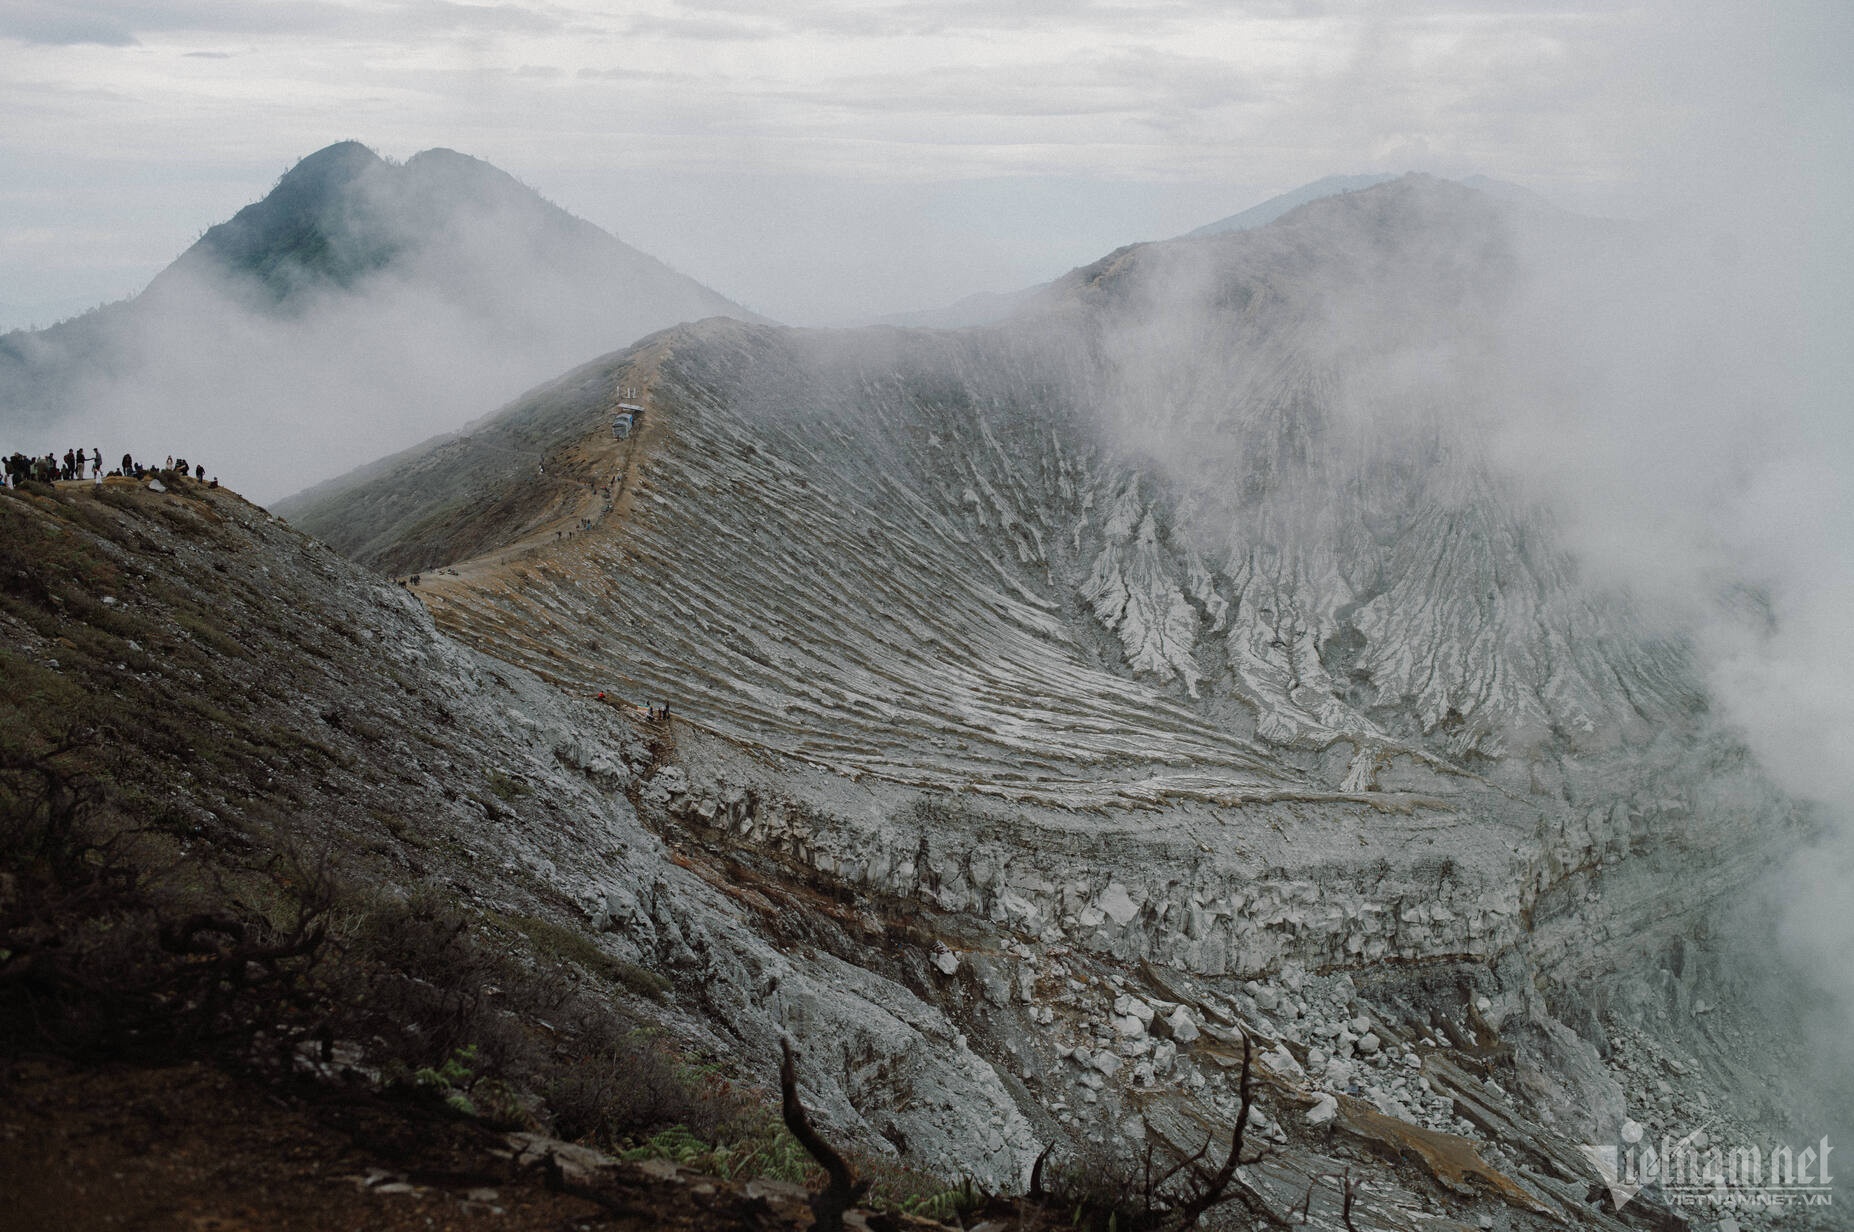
[{"left": 415, "top": 340, "right": 670, "bottom": 599}]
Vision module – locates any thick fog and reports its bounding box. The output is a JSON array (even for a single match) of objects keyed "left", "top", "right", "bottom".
[
  {"left": 1083, "top": 149, "right": 1854, "bottom": 1132},
  {"left": 1502, "top": 172, "right": 1854, "bottom": 1090}
]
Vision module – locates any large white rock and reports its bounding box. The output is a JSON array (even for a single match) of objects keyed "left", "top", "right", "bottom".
[
  {"left": 1096, "top": 882, "right": 1141, "bottom": 926},
  {"left": 1263, "top": 1045, "right": 1304, "bottom": 1079},
  {"left": 1152, "top": 1039, "right": 1178, "bottom": 1075}
]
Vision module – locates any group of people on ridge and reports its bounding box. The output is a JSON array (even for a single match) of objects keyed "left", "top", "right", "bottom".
[
  {"left": 3, "top": 448, "right": 210, "bottom": 488},
  {"left": 5, "top": 446, "right": 100, "bottom": 484}
]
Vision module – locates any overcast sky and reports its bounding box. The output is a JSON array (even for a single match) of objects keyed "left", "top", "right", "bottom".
[{"left": 1, "top": 0, "right": 1847, "bottom": 325}]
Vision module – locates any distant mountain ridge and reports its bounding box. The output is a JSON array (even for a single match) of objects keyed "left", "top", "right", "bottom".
[
  {"left": 870, "top": 172, "right": 1560, "bottom": 330},
  {"left": 0, "top": 141, "right": 760, "bottom": 503},
  {"left": 869, "top": 285, "right": 1044, "bottom": 330},
  {"left": 1183, "top": 172, "right": 1400, "bottom": 238},
  {"left": 1184, "top": 171, "right": 1558, "bottom": 239}
]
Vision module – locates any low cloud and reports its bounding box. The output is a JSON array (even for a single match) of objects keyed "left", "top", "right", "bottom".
[
  {"left": 0, "top": 0, "right": 344, "bottom": 45},
  {"left": 0, "top": 0, "right": 562, "bottom": 48}
]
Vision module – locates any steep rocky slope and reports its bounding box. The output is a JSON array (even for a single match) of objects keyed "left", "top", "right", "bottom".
[
  {"left": 225, "top": 178, "right": 1849, "bottom": 1226},
  {"left": 0, "top": 475, "right": 1064, "bottom": 1188},
  {"left": 4, "top": 473, "right": 1813, "bottom": 1232}
]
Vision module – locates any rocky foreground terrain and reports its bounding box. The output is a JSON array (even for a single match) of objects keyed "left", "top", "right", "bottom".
[{"left": 6, "top": 177, "right": 1846, "bottom": 1230}]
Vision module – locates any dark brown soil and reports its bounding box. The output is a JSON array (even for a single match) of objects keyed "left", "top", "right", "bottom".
[{"left": 0, "top": 1058, "right": 836, "bottom": 1232}]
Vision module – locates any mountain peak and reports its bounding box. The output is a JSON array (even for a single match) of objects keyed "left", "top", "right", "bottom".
[
  {"left": 276, "top": 139, "right": 384, "bottom": 188},
  {"left": 176, "top": 140, "right": 398, "bottom": 298},
  {"left": 401, "top": 145, "right": 519, "bottom": 189},
  {"left": 165, "top": 141, "right": 679, "bottom": 308},
  {"left": 1184, "top": 170, "right": 1555, "bottom": 241},
  {"left": 1184, "top": 172, "right": 1398, "bottom": 238},
  {"left": 402, "top": 145, "right": 488, "bottom": 169}
]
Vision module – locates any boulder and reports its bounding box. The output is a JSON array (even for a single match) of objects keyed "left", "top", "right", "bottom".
[
  {"left": 1112, "top": 993, "right": 1155, "bottom": 1023},
  {"left": 1096, "top": 882, "right": 1141, "bottom": 927},
  {"left": 931, "top": 942, "right": 960, "bottom": 975}
]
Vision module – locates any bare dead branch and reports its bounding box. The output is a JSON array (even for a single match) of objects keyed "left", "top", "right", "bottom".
[
  {"left": 1170, "top": 1029, "right": 1253, "bottom": 1228},
  {"left": 1170, "top": 1030, "right": 1296, "bottom": 1230},
  {"left": 1293, "top": 1177, "right": 1317, "bottom": 1225},
  {"left": 1028, "top": 1141, "right": 1055, "bottom": 1201},
  {"left": 1152, "top": 1137, "right": 1212, "bottom": 1196},
  {"left": 780, "top": 1039, "right": 870, "bottom": 1232}
]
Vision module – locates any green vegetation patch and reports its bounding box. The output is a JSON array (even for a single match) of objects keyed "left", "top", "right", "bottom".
[
  {"left": 485, "top": 769, "right": 531, "bottom": 802},
  {"left": 500, "top": 911, "right": 670, "bottom": 1002}
]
